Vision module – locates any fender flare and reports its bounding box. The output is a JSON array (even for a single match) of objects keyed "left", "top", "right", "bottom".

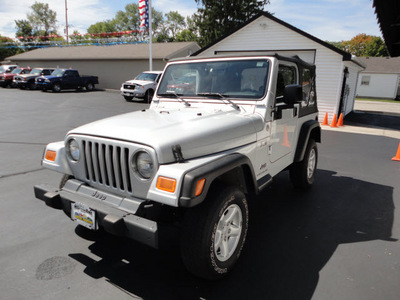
[
  {"left": 178, "top": 153, "right": 257, "bottom": 207},
  {"left": 294, "top": 119, "right": 321, "bottom": 162}
]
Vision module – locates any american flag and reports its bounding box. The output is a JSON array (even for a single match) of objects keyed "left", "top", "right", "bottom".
[{"left": 139, "top": 0, "right": 149, "bottom": 28}]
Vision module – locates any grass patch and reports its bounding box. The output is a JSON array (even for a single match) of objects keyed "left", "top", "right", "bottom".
[{"left": 356, "top": 97, "right": 400, "bottom": 104}]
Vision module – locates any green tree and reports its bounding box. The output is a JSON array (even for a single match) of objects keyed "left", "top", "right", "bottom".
[
  {"left": 0, "top": 35, "right": 24, "bottom": 61},
  {"left": 87, "top": 21, "right": 117, "bottom": 35},
  {"left": 113, "top": 3, "right": 141, "bottom": 31},
  {"left": 27, "top": 2, "right": 58, "bottom": 39},
  {"left": 195, "top": 0, "right": 270, "bottom": 47},
  {"left": 15, "top": 20, "right": 33, "bottom": 38},
  {"left": 165, "top": 11, "right": 185, "bottom": 40}
]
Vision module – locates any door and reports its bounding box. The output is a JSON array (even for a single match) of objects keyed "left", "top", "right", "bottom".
[{"left": 269, "top": 64, "right": 298, "bottom": 164}]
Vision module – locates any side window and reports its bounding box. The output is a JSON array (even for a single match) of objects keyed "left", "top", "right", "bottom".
[
  {"left": 301, "top": 68, "right": 316, "bottom": 106},
  {"left": 276, "top": 64, "right": 297, "bottom": 102}
]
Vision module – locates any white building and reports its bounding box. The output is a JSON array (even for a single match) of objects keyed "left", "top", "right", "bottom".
[
  {"left": 356, "top": 57, "right": 400, "bottom": 99},
  {"left": 193, "top": 12, "right": 364, "bottom": 122}
]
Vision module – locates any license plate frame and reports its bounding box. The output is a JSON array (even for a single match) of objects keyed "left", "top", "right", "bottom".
[{"left": 71, "top": 202, "right": 97, "bottom": 230}]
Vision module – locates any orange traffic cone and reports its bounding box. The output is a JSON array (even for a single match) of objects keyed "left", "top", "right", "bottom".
[
  {"left": 281, "top": 126, "right": 291, "bottom": 148},
  {"left": 322, "top": 112, "right": 329, "bottom": 125},
  {"left": 392, "top": 142, "right": 400, "bottom": 161},
  {"left": 330, "top": 114, "right": 338, "bottom": 128},
  {"left": 337, "top": 113, "right": 344, "bottom": 126}
]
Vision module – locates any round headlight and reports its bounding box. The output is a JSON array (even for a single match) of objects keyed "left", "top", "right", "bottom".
[
  {"left": 67, "top": 139, "right": 80, "bottom": 161},
  {"left": 133, "top": 151, "right": 154, "bottom": 179}
]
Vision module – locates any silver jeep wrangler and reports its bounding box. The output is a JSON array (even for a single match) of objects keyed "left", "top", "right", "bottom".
[{"left": 35, "top": 55, "right": 321, "bottom": 280}]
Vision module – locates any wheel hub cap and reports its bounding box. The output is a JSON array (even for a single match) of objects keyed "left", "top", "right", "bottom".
[{"left": 214, "top": 204, "right": 243, "bottom": 262}]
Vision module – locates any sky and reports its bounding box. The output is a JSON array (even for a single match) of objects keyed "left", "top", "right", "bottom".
[{"left": 0, "top": 0, "right": 381, "bottom": 42}]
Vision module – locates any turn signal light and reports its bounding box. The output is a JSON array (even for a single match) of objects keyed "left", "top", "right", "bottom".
[
  {"left": 195, "top": 178, "right": 206, "bottom": 196},
  {"left": 45, "top": 150, "right": 56, "bottom": 161},
  {"left": 156, "top": 176, "right": 177, "bottom": 193}
]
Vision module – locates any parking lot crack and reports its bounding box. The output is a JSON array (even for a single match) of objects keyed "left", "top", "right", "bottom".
[
  {"left": 0, "top": 141, "right": 48, "bottom": 146},
  {"left": 0, "top": 168, "right": 45, "bottom": 179}
]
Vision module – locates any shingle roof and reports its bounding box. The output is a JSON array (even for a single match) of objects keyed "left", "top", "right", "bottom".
[
  {"left": 355, "top": 57, "right": 400, "bottom": 74},
  {"left": 7, "top": 42, "right": 200, "bottom": 61}
]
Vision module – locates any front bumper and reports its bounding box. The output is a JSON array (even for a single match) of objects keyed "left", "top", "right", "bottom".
[
  {"left": 34, "top": 179, "right": 158, "bottom": 248},
  {"left": 121, "top": 90, "right": 145, "bottom": 98},
  {"left": 35, "top": 82, "right": 51, "bottom": 89}
]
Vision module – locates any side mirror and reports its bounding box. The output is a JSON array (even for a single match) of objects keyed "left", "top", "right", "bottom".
[{"left": 283, "top": 84, "right": 302, "bottom": 105}]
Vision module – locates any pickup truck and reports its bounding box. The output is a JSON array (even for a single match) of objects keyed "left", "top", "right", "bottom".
[
  {"left": 14, "top": 68, "right": 55, "bottom": 90},
  {"left": 35, "top": 69, "right": 99, "bottom": 92},
  {"left": 0, "top": 67, "right": 31, "bottom": 88},
  {"left": 34, "top": 55, "right": 320, "bottom": 280},
  {"left": 120, "top": 71, "right": 162, "bottom": 102}
]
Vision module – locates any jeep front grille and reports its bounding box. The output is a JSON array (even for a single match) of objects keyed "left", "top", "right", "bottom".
[{"left": 82, "top": 141, "right": 132, "bottom": 193}]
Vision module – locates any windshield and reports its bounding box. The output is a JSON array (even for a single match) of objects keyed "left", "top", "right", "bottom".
[
  {"left": 157, "top": 59, "right": 269, "bottom": 99},
  {"left": 11, "top": 68, "right": 22, "bottom": 74},
  {"left": 31, "top": 69, "right": 42, "bottom": 75},
  {"left": 135, "top": 72, "right": 158, "bottom": 81},
  {"left": 51, "top": 69, "right": 64, "bottom": 77}
]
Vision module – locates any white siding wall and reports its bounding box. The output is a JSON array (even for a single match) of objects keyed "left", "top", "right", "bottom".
[
  {"left": 197, "top": 16, "right": 353, "bottom": 123},
  {"left": 356, "top": 73, "right": 399, "bottom": 99}
]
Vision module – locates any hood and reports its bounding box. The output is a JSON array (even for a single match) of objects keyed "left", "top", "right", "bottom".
[
  {"left": 68, "top": 107, "right": 264, "bottom": 164},
  {"left": 37, "top": 75, "right": 57, "bottom": 80},
  {"left": 17, "top": 74, "right": 38, "bottom": 79},
  {"left": 125, "top": 79, "right": 154, "bottom": 86}
]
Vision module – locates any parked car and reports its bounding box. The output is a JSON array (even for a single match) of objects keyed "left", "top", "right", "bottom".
[
  {"left": 0, "top": 65, "right": 18, "bottom": 75},
  {"left": 14, "top": 68, "right": 55, "bottom": 90},
  {"left": 35, "top": 69, "right": 99, "bottom": 92},
  {"left": 120, "top": 71, "right": 162, "bottom": 102},
  {"left": 0, "top": 67, "right": 31, "bottom": 88}
]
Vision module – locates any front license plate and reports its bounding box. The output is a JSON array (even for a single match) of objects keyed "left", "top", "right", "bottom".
[{"left": 71, "top": 202, "right": 97, "bottom": 230}]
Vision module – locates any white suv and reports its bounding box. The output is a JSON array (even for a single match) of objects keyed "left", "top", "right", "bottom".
[
  {"left": 35, "top": 55, "right": 320, "bottom": 280},
  {"left": 120, "top": 71, "right": 162, "bottom": 102}
]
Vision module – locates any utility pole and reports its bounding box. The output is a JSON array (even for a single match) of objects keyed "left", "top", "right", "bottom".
[{"left": 65, "top": 0, "right": 69, "bottom": 45}]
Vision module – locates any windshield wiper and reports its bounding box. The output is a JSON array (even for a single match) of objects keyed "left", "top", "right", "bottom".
[
  {"left": 158, "top": 92, "right": 191, "bottom": 107},
  {"left": 197, "top": 93, "right": 240, "bottom": 111}
]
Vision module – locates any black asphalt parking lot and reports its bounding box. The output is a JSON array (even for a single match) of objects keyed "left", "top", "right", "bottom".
[{"left": 1, "top": 88, "right": 399, "bottom": 300}]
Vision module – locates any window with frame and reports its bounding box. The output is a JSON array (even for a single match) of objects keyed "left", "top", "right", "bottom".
[
  {"left": 302, "top": 68, "right": 316, "bottom": 106},
  {"left": 276, "top": 65, "right": 297, "bottom": 101},
  {"left": 361, "top": 75, "right": 370, "bottom": 86}
]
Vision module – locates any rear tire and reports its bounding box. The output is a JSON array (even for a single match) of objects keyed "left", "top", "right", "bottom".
[
  {"left": 180, "top": 185, "right": 249, "bottom": 280},
  {"left": 85, "top": 82, "right": 94, "bottom": 91},
  {"left": 290, "top": 139, "right": 318, "bottom": 188}
]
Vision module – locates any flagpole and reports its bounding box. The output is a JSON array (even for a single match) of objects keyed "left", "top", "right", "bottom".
[{"left": 149, "top": 0, "right": 152, "bottom": 71}]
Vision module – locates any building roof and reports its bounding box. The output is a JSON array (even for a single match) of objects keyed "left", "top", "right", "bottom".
[
  {"left": 373, "top": 0, "right": 400, "bottom": 57},
  {"left": 193, "top": 12, "right": 353, "bottom": 62},
  {"left": 355, "top": 56, "right": 400, "bottom": 74},
  {"left": 6, "top": 42, "right": 200, "bottom": 61}
]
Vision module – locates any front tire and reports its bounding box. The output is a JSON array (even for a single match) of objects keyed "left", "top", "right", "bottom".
[
  {"left": 290, "top": 139, "right": 318, "bottom": 188},
  {"left": 144, "top": 89, "right": 154, "bottom": 103},
  {"left": 124, "top": 95, "right": 133, "bottom": 102},
  {"left": 52, "top": 83, "right": 61, "bottom": 92},
  {"left": 180, "top": 185, "right": 249, "bottom": 280}
]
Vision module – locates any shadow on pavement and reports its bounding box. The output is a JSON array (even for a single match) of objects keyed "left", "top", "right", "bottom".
[
  {"left": 345, "top": 111, "right": 400, "bottom": 131},
  {"left": 69, "top": 169, "right": 395, "bottom": 300}
]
